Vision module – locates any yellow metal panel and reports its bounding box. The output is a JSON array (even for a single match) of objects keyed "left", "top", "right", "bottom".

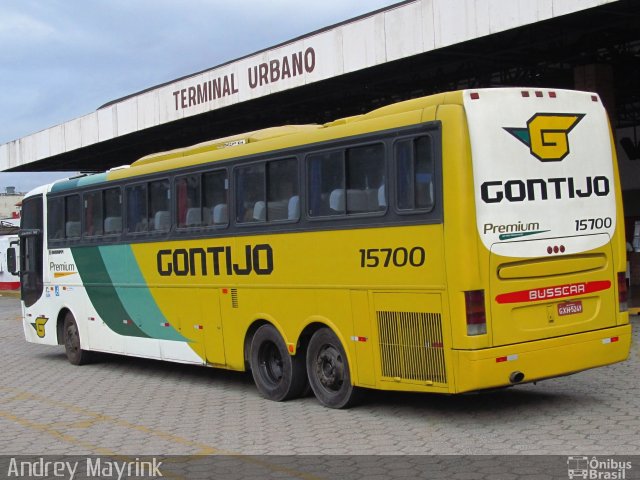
[
  {"left": 437, "top": 103, "right": 488, "bottom": 351},
  {"left": 453, "top": 324, "right": 631, "bottom": 393},
  {"left": 371, "top": 293, "right": 451, "bottom": 389},
  {"left": 498, "top": 254, "right": 607, "bottom": 279},
  {"left": 350, "top": 290, "right": 375, "bottom": 387}
]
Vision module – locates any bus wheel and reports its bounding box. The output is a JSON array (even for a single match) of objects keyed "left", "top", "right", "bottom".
[
  {"left": 63, "top": 312, "right": 91, "bottom": 365},
  {"left": 249, "top": 324, "right": 306, "bottom": 401},
  {"left": 306, "top": 328, "right": 360, "bottom": 409}
]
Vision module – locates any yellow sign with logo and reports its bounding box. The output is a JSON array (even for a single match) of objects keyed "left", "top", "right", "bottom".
[
  {"left": 31, "top": 316, "right": 48, "bottom": 338},
  {"left": 505, "top": 113, "right": 584, "bottom": 161}
]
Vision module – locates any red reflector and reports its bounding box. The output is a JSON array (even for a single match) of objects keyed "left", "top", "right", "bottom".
[
  {"left": 521, "top": 91, "right": 530, "bottom": 97},
  {"left": 549, "top": 91, "right": 557, "bottom": 98},
  {"left": 535, "top": 91, "right": 543, "bottom": 98},
  {"left": 470, "top": 92, "right": 480, "bottom": 100},
  {"left": 496, "top": 356, "right": 507, "bottom": 363},
  {"left": 611, "top": 336, "right": 619, "bottom": 342}
]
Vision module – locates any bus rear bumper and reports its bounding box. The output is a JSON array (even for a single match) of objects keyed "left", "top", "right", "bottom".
[{"left": 452, "top": 324, "right": 632, "bottom": 393}]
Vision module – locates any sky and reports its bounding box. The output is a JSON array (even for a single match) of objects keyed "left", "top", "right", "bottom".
[{"left": 0, "top": 0, "right": 402, "bottom": 192}]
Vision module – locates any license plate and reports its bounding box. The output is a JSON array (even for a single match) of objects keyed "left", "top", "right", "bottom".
[{"left": 558, "top": 301, "right": 583, "bottom": 316}]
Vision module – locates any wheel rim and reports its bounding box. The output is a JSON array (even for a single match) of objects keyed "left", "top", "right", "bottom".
[
  {"left": 259, "top": 342, "right": 283, "bottom": 386},
  {"left": 315, "top": 344, "right": 344, "bottom": 393}
]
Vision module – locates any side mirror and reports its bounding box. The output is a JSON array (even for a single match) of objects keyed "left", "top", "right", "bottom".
[{"left": 7, "top": 246, "right": 18, "bottom": 276}]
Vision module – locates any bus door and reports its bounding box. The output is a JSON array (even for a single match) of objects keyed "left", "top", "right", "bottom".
[{"left": 19, "top": 196, "right": 44, "bottom": 308}]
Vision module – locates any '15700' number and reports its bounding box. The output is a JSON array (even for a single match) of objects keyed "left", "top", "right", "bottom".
[
  {"left": 574, "top": 217, "right": 612, "bottom": 231},
  {"left": 359, "top": 247, "right": 426, "bottom": 268}
]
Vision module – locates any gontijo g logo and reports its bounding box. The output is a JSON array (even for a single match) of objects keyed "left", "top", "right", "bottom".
[{"left": 504, "top": 113, "right": 585, "bottom": 161}]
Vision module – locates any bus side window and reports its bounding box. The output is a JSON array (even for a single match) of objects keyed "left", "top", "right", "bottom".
[
  {"left": 308, "top": 151, "right": 344, "bottom": 217},
  {"left": 84, "top": 191, "right": 103, "bottom": 237},
  {"left": 126, "top": 184, "right": 147, "bottom": 233},
  {"left": 267, "top": 158, "right": 298, "bottom": 221},
  {"left": 203, "top": 170, "right": 228, "bottom": 227},
  {"left": 47, "top": 197, "right": 64, "bottom": 240},
  {"left": 149, "top": 179, "right": 170, "bottom": 232},
  {"left": 346, "top": 144, "right": 385, "bottom": 213},
  {"left": 235, "top": 164, "right": 266, "bottom": 224},
  {"left": 396, "top": 136, "right": 435, "bottom": 212},
  {"left": 308, "top": 144, "right": 384, "bottom": 217},
  {"left": 176, "top": 174, "right": 201, "bottom": 228},
  {"left": 103, "top": 187, "right": 122, "bottom": 234},
  {"left": 65, "top": 195, "right": 81, "bottom": 238}
]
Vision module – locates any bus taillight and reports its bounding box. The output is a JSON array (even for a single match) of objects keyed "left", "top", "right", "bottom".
[
  {"left": 465, "top": 290, "right": 487, "bottom": 335},
  {"left": 618, "top": 272, "right": 628, "bottom": 312}
]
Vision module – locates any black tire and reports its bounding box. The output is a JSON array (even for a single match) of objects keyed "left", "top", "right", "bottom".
[
  {"left": 63, "top": 312, "right": 92, "bottom": 365},
  {"left": 306, "top": 328, "right": 360, "bottom": 409},
  {"left": 249, "top": 324, "right": 307, "bottom": 401}
]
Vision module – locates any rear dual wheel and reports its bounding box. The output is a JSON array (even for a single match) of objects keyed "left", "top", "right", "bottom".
[
  {"left": 249, "top": 324, "right": 359, "bottom": 408},
  {"left": 249, "top": 324, "right": 307, "bottom": 401},
  {"left": 306, "top": 328, "right": 360, "bottom": 409}
]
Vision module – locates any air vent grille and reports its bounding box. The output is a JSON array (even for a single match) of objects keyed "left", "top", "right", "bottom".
[{"left": 377, "top": 311, "right": 446, "bottom": 384}]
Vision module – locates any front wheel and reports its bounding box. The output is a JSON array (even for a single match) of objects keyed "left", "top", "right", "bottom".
[
  {"left": 63, "top": 312, "right": 92, "bottom": 365},
  {"left": 249, "top": 324, "right": 307, "bottom": 401},
  {"left": 306, "top": 328, "right": 360, "bottom": 409}
]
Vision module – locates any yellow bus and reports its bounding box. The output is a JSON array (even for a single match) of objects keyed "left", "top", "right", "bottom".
[{"left": 13, "top": 87, "right": 631, "bottom": 408}]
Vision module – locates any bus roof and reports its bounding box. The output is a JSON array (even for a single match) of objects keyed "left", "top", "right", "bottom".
[{"left": 103, "top": 90, "right": 457, "bottom": 183}]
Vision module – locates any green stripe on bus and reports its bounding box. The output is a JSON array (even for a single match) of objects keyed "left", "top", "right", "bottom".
[
  {"left": 99, "top": 245, "right": 187, "bottom": 342},
  {"left": 71, "top": 246, "right": 150, "bottom": 338}
]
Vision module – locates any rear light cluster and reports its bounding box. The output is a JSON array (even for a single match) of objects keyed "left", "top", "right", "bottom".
[
  {"left": 618, "top": 272, "right": 628, "bottom": 312},
  {"left": 465, "top": 290, "right": 486, "bottom": 336}
]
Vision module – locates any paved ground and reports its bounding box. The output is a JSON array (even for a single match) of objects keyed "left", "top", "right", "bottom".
[{"left": 0, "top": 293, "right": 638, "bottom": 461}]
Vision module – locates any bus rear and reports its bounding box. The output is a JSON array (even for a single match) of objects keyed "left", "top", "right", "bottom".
[{"left": 454, "top": 88, "right": 631, "bottom": 391}]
